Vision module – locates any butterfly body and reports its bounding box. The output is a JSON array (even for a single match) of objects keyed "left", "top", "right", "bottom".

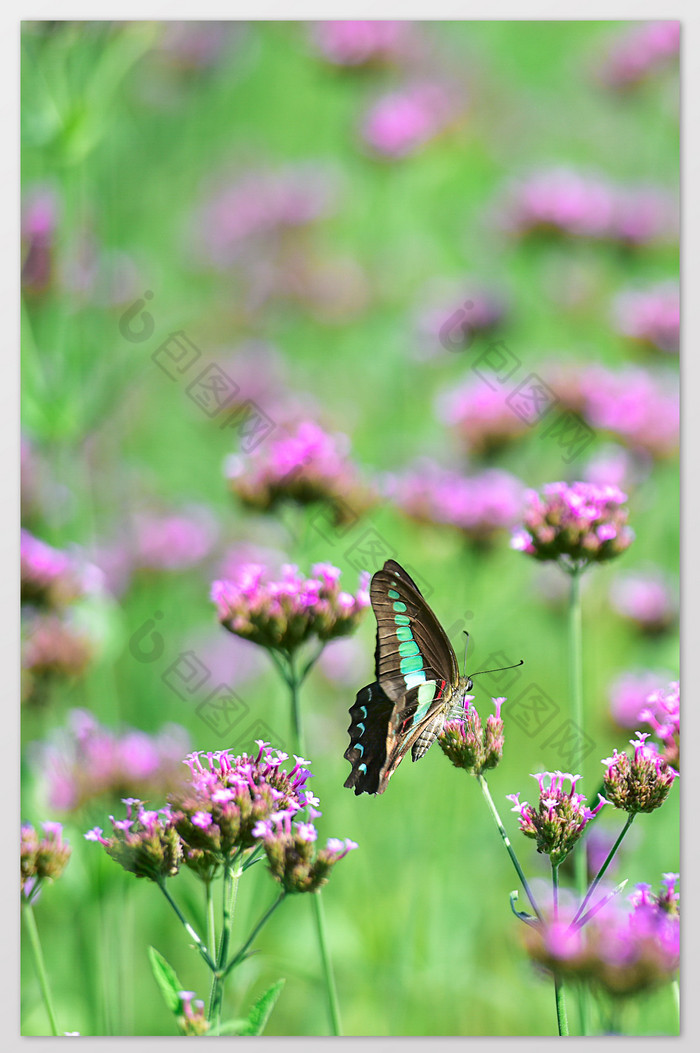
[{"left": 344, "top": 560, "right": 472, "bottom": 795}]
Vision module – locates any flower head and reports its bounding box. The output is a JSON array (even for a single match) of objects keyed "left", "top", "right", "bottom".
[
  {"left": 511, "top": 481, "right": 634, "bottom": 570},
  {"left": 254, "top": 811, "right": 358, "bottom": 893},
  {"left": 609, "top": 570, "right": 677, "bottom": 634},
  {"left": 438, "top": 696, "right": 505, "bottom": 775},
  {"left": 85, "top": 799, "right": 182, "bottom": 882},
  {"left": 21, "top": 821, "right": 71, "bottom": 903},
  {"left": 607, "top": 669, "right": 673, "bottom": 730},
  {"left": 21, "top": 530, "right": 99, "bottom": 608},
  {"left": 361, "top": 81, "right": 459, "bottom": 159},
  {"left": 507, "top": 771, "right": 607, "bottom": 866},
  {"left": 613, "top": 282, "right": 679, "bottom": 355},
  {"left": 437, "top": 377, "right": 530, "bottom": 455},
  {"left": 22, "top": 612, "right": 97, "bottom": 704},
  {"left": 211, "top": 562, "right": 369, "bottom": 653},
  {"left": 639, "top": 681, "right": 679, "bottom": 768},
  {"left": 310, "top": 20, "right": 414, "bottom": 68},
  {"left": 595, "top": 21, "right": 680, "bottom": 92},
  {"left": 177, "top": 990, "right": 209, "bottom": 1036},
  {"left": 602, "top": 732, "right": 678, "bottom": 814}
]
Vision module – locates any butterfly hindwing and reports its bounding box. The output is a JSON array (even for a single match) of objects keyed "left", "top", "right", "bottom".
[{"left": 343, "top": 681, "right": 395, "bottom": 795}]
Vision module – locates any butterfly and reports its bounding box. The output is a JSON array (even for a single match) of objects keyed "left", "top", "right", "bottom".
[{"left": 344, "top": 559, "right": 475, "bottom": 796}]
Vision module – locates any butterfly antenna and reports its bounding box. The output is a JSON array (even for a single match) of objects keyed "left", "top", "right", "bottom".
[
  {"left": 470, "top": 659, "right": 524, "bottom": 679},
  {"left": 462, "top": 631, "right": 470, "bottom": 676}
]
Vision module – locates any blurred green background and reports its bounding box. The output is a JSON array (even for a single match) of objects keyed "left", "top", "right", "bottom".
[{"left": 21, "top": 20, "right": 679, "bottom": 1036}]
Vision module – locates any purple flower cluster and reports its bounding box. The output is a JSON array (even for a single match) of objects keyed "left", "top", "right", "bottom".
[
  {"left": 511, "top": 482, "right": 634, "bottom": 569},
  {"left": 361, "top": 81, "right": 459, "bottom": 159},
  {"left": 438, "top": 696, "right": 506, "bottom": 775},
  {"left": 21, "top": 821, "right": 71, "bottom": 903},
  {"left": 226, "top": 419, "right": 377, "bottom": 526},
  {"left": 595, "top": 20, "right": 680, "bottom": 91},
  {"left": 253, "top": 812, "right": 358, "bottom": 894},
  {"left": 386, "top": 460, "right": 525, "bottom": 543},
  {"left": 21, "top": 529, "right": 99, "bottom": 608},
  {"left": 131, "top": 506, "right": 218, "bottom": 573},
  {"left": 438, "top": 379, "right": 530, "bottom": 455},
  {"left": 602, "top": 732, "right": 678, "bottom": 814},
  {"left": 507, "top": 771, "right": 607, "bottom": 867},
  {"left": 310, "top": 20, "right": 414, "bottom": 68},
  {"left": 609, "top": 569, "right": 677, "bottom": 635},
  {"left": 86, "top": 799, "right": 182, "bottom": 882},
  {"left": 500, "top": 168, "right": 677, "bottom": 247},
  {"left": 37, "top": 709, "right": 190, "bottom": 811},
  {"left": 613, "top": 282, "right": 680, "bottom": 354},
  {"left": 415, "top": 282, "right": 507, "bottom": 360},
  {"left": 22, "top": 613, "right": 96, "bottom": 705},
  {"left": 21, "top": 183, "right": 59, "bottom": 296},
  {"left": 211, "top": 562, "right": 370, "bottom": 653},
  {"left": 639, "top": 681, "right": 679, "bottom": 769},
  {"left": 526, "top": 875, "right": 679, "bottom": 997},
  {"left": 608, "top": 670, "right": 674, "bottom": 730},
  {"left": 176, "top": 991, "right": 208, "bottom": 1037}
]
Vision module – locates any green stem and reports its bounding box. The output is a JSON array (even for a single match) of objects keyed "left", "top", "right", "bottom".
[
  {"left": 476, "top": 774, "right": 543, "bottom": 922},
  {"left": 156, "top": 882, "right": 216, "bottom": 971},
  {"left": 551, "top": 864, "right": 569, "bottom": 1037},
  {"left": 223, "top": 892, "right": 288, "bottom": 979},
  {"left": 287, "top": 651, "right": 304, "bottom": 752},
  {"left": 23, "top": 902, "right": 60, "bottom": 1036},
  {"left": 209, "top": 862, "right": 241, "bottom": 1028},
  {"left": 572, "top": 814, "right": 635, "bottom": 926},
  {"left": 311, "top": 892, "right": 342, "bottom": 1036},
  {"left": 205, "top": 880, "right": 217, "bottom": 1021}
]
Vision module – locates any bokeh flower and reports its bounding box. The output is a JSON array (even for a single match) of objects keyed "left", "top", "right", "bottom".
[
  {"left": 226, "top": 419, "right": 377, "bottom": 527},
  {"left": 253, "top": 812, "right": 358, "bottom": 894},
  {"left": 507, "top": 771, "right": 607, "bottom": 866},
  {"left": 595, "top": 20, "right": 680, "bottom": 91},
  {"left": 414, "top": 282, "right": 508, "bottom": 360},
  {"left": 639, "top": 681, "right": 679, "bottom": 769},
  {"left": 386, "top": 460, "right": 525, "bottom": 544},
  {"left": 602, "top": 732, "right": 678, "bottom": 814},
  {"left": 21, "top": 822, "right": 71, "bottom": 903},
  {"left": 609, "top": 569, "right": 677, "bottom": 635},
  {"left": 511, "top": 481, "right": 634, "bottom": 570},
  {"left": 310, "top": 20, "right": 414, "bottom": 68},
  {"left": 211, "top": 562, "right": 370, "bottom": 654},
  {"left": 85, "top": 799, "right": 182, "bottom": 882},
  {"left": 21, "top": 612, "right": 97, "bottom": 705},
  {"left": 21, "top": 183, "right": 59, "bottom": 296},
  {"left": 612, "top": 282, "right": 679, "bottom": 355},
  {"left": 437, "top": 378, "right": 529, "bottom": 455},
  {"left": 361, "top": 81, "right": 459, "bottom": 158},
  {"left": 608, "top": 670, "right": 675, "bottom": 730},
  {"left": 132, "top": 506, "right": 219, "bottom": 573},
  {"left": 21, "top": 530, "right": 101, "bottom": 608},
  {"left": 438, "top": 696, "right": 505, "bottom": 775}
]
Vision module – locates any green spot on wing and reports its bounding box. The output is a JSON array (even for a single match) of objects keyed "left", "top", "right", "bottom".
[
  {"left": 394, "top": 614, "right": 410, "bottom": 626},
  {"left": 395, "top": 626, "right": 413, "bottom": 642},
  {"left": 388, "top": 588, "right": 400, "bottom": 600},
  {"left": 398, "top": 641, "right": 420, "bottom": 658},
  {"left": 393, "top": 602, "right": 407, "bottom": 613},
  {"left": 400, "top": 655, "right": 423, "bottom": 674}
]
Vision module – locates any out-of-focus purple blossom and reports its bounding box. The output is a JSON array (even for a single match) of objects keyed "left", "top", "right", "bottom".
[
  {"left": 602, "top": 732, "right": 678, "bottom": 814},
  {"left": 226, "top": 419, "right": 378, "bottom": 526},
  {"left": 608, "top": 670, "right": 675, "bottom": 730},
  {"left": 507, "top": 771, "right": 607, "bottom": 866},
  {"left": 35, "top": 710, "right": 191, "bottom": 812},
  {"left": 437, "top": 378, "right": 529, "bottom": 455},
  {"left": 585, "top": 826, "right": 621, "bottom": 883},
  {"left": 156, "top": 20, "right": 242, "bottom": 70},
  {"left": 361, "top": 81, "right": 460, "bottom": 159},
  {"left": 21, "top": 612, "right": 97, "bottom": 705},
  {"left": 21, "top": 183, "right": 59, "bottom": 296},
  {"left": 581, "top": 443, "right": 648, "bottom": 492},
  {"left": 613, "top": 282, "right": 679, "bottom": 354},
  {"left": 511, "top": 482, "right": 634, "bottom": 569},
  {"left": 310, "top": 20, "right": 415, "bottom": 68},
  {"left": 182, "top": 627, "right": 268, "bottom": 690},
  {"left": 21, "top": 530, "right": 103, "bottom": 608},
  {"left": 132, "top": 506, "right": 218, "bottom": 573},
  {"left": 609, "top": 569, "right": 677, "bottom": 634},
  {"left": 253, "top": 809, "right": 358, "bottom": 893},
  {"left": 21, "top": 822, "right": 71, "bottom": 903},
  {"left": 212, "top": 562, "right": 370, "bottom": 654},
  {"left": 595, "top": 20, "right": 680, "bottom": 91},
  {"left": 415, "top": 282, "right": 508, "bottom": 361},
  {"left": 500, "top": 168, "right": 677, "bottom": 247},
  {"left": 386, "top": 460, "right": 525, "bottom": 544},
  {"left": 191, "top": 162, "right": 339, "bottom": 270},
  {"left": 438, "top": 696, "right": 505, "bottom": 775},
  {"left": 639, "top": 681, "right": 679, "bottom": 769},
  {"left": 317, "top": 636, "right": 369, "bottom": 687}
]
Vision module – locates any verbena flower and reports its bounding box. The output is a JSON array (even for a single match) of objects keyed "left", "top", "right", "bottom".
[
  {"left": 21, "top": 530, "right": 99, "bottom": 608},
  {"left": 226, "top": 419, "right": 377, "bottom": 526},
  {"left": 211, "top": 562, "right": 369, "bottom": 654},
  {"left": 612, "top": 282, "right": 679, "bottom": 355},
  {"left": 525, "top": 876, "right": 679, "bottom": 997},
  {"left": 507, "top": 771, "right": 607, "bottom": 867},
  {"left": 438, "top": 696, "right": 505, "bottom": 774},
  {"left": 35, "top": 709, "right": 190, "bottom": 811},
  {"left": 414, "top": 282, "right": 507, "bottom": 361},
  {"left": 639, "top": 681, "right": 679, "bottom": 769},
  {"left": 386, "top": 460, "right": 525, "bottom": 544},
  {"left": 582, "top": 443, "right": 643, "bottom": 492},
  {"left": 602, "top": 732, "right": 678, "bottom": 813},
  {"left": 595, "top": 20, "right": 680, "bottom": 91},
  {"left": 85, "top": 799, "right": 182, "bottom": 882},
  {"left": 361, "top": 81, "right": 459, "bottom": 159},
  {"left": 21, "top": 822, "right": 71, "bottom": 904},
  {"left": 177, "top": 990, "right": 209, "bottom": 1036},
  {"left": 608, "top": 670, "right": 674, "bottom": 730},
  {"left": 309, "top": 19, "right": 414, "bottom": 68},
  {"left": 437, "top": 379, "right": 530, "bottom": 455},
  {"left": 511, "top": 481, "right": 634, "bottom": 570},
  {"left": 253, "top": 812, "right": 357, "bottom": 893},
  {"left": 609, "top": 570, "right": 677, "bottom": 635},
  {"left": 131, "top": 506, "right": 218, "bottom": 573},
  {"left": 168, "top": 744, "right": 318, "bottom": 876},
  {"left": 21, "top": 183, "right": 59, "bottom": 296},
  {"left": 22, "top": 612, "right": 96, "bottom": 704}
]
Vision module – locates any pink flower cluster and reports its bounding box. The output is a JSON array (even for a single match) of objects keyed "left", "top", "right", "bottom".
[
  {"left": 415, "top": 283, "right": 507, "bottom": 360},
  {"left": 131, "top": 506, "right": 219, "bottom": 573},
  {"left": 438, "top": 696, "right": 506, "bottom": 775},
  {"left": 253, "top": 811, "right": 358, "bottom": 893},
  {"left": 21, "top": 529, "right": 100, "bottom": 608},
  {"left": 21, "top": 821, "right": 71, "bottom": 903},
  {"left": 21, "top": 183, "right": 59, "bottom": 296},
  {"left": 438, "top": 378, "right": 530, "bottom": 455},
  {"left": 37, "top": 709, "right": 191, "bottom": 811},
  {"left": 608, "top": 669, "right": 674, "bottom": 729},
  {"left": 226, "top": 419, "right": 377, "bottom": 526},
  {"left": 310, "top": 20, "right": 414, "bottom": 68},
  {"left": 386, "top": 460, "right": 525, "bottom": 543},
  {"left": 22, "top": 612, "right": 96, "bottom": 705},
  {"left": 361, "top": 81, "right": 459, "bottom": 158},
  {"left": 511, "top": 481, "right": 634, "bottom": 568},
  {"left": 602, "top": 732, "right": 678, "bottom": 813},
  {"left": 609, "top": 569, "right": 677, "bottom": 634},
  {"left": 501, "top": 168, "right": 677, "bottom": 247},
  {"left": 507, "top": 771, "right": 607, "bottom": 866},
  {"left": 613, "top": 282, "right": 679, "bottom": 354},
  {"left": 596, "top": 20, "right": 680, "bottom": 91},
  {"left": 639, "top": 681, "right": 679, "bottom": 769},
  {"left": 86, "top": 799, "right": 182, "bottom": 882},
  {"left": 211, "top": 562, "right": 370, "bottom": 653}
]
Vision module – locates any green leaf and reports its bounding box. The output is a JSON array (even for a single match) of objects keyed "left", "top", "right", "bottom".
[
  {"left": 208, "top": 1019, "right": 249, "bottom": 1036},
  {"left": 238, "top": 980, "right": 285, "bottom": 1036},
  {"left": 147, "top": 946, "right": 184, "bottom": 1016}
]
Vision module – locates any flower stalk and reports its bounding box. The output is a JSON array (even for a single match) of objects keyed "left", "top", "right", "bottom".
[{"left": 23, "top": 902, "right": 60, "bottom": 1036}]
